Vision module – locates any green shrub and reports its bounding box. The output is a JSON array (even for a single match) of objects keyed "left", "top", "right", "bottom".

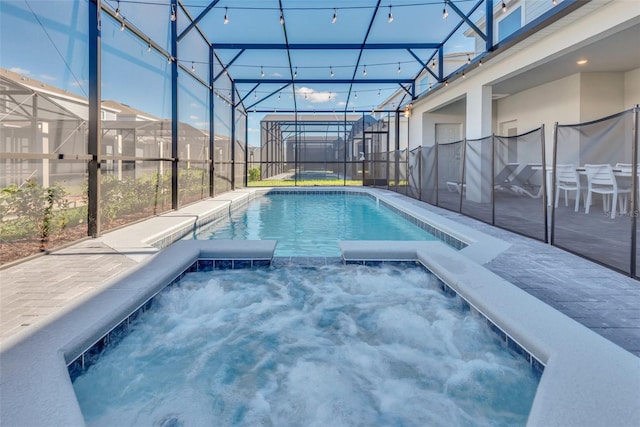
[
  {"left": 0, "top": 180, "right": 69, "bottom": 250},
  {"left": 248, "top": 167, "right": 261, "bottom": 182}
]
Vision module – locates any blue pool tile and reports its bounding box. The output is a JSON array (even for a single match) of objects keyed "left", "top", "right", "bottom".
[{"left": 215, "top": 260, "right": 233, "bottom": 270}]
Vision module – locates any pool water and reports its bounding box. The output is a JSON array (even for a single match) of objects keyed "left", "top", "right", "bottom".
[
  {"left": 72, "top": 264, "right": 539, "bottom": 427},
  {"left": 192, "top": 193, "right": 440, "bottom": 256}
]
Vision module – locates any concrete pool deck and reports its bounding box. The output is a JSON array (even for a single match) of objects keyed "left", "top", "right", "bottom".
[{"left": 1, "top": 187, "right": 639, "bottom": 426}]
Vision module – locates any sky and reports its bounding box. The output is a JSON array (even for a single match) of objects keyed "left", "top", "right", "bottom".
[{"left": 0, "top": 0, "right": 478, "bottom": 145}]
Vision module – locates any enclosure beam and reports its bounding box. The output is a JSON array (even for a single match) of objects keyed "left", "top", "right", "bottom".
[
  {"left": 177, "top": 0, "right": 222, "bottom": 42},
  {"left": 236, "top": 79, "right": 413, "bottom": 85},
  {"left": 213, "top": 43, "right": 440, "bottom": 50},
  {"left": 87, "top": 0, "right": 102, "bottom": 237}
]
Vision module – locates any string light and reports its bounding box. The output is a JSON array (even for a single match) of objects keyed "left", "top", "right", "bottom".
[
  {"left": 148, "top": 40, "right": 152, "bottom": 52},
  {"left": 332, "top": 8, "right": 337, "bottom": 24},
  {"left": 279, "top": 11, "right": 284, "bottom": 25},
  {"left": 191, "top": 62, "right": 195, "bottom": 72},
  {"left": 431, "top": 59, "right": 436, "bottom": 69},
  {"left": 388, "top": 5, "right": 394, "bottom": 23},
  {"left": 294, "top": 67, "right": 298, "bottom": 78},
  {"left": 443, "top": 1, "right": 448, "bottom": 19},
  {"left": 467, "top": 55, "right": 471, "bottom": 65},
  {"left": 462, "top": 71, "right": 466, "bottom": 78},
  {"left": 397, "top": 62, "right": 401, "bottom": 74},
  {"left": 170, "top": 4, "right": 176, "bottom": 22},
  {"left": 224, "top": 7, "right": 229, "bottom": 24},
  {"left": 115, "top": 0, "right": 121, "bottom": 18},
  {"left": 502, "top": 1, "right": 507, "bottom": 13},
  {"left": 330, "top": 66, "right": 334, "bottom": 78},
  {"left": 363, "top": 65, "right": 367, "bottom": 76},
  {"left": 479, "top": 59, "right": 483, "bottom": 66},
  {"left": 445, "top": 80, "right": 449, "bottom": 87},
  {"left": 261, "top": 66, "right": 265, "bottom": 78}
]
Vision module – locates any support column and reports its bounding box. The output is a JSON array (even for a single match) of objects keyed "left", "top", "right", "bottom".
[
  {"left": 170, "top": 0, "right": 179, "bottom": 209},
  {"left": 465, "top": 84, "right": 492, "bottom": 203},
  {"left": 87, "top": 0, "right": 102, "bottom": 237},
  {"left": 209, "top": 46, "right": 215, "bottom": 197}
]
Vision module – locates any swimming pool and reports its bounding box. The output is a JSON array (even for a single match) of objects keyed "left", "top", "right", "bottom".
[
  {"left": 72, "top": 263, "right": 539, "bottom": 426},
  {"left": 191, "top": 192, "right": 456, "bottom": 256}
]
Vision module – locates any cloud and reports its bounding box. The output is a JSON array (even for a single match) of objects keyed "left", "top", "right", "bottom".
[
  {"left": 271, "top": 72, "right": 283, "bottom": 77},
  {"left": 295, "top": 86, "right": 334, "bottom": 104},
  {"left": 39, "top": 74, "right": 56, "bottom": 81},
  {"left": 71, "top": 80, "right": 88, "bottom": 87},
  {"left": 189, "top": 115, "right": 199, "bottom": 120},
  {"left": 337, "top": 101, "right": 346, "bottom": 106},
  {"left": 9, "top": 67, "right": 30, "bottom": 75},
  {"left": 194, "top": 122, "right": 209, "bottom": 127},
  {"left": 248, "top": 127, "right": 260, "bottom": 132}
]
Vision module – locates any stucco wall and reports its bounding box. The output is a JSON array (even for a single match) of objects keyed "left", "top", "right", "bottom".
[{"left": 625, "top": 68, "right": 640, "bottom": 108}]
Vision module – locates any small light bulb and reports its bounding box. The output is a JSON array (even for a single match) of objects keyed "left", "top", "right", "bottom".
[
  {"left": 224, "top": 7, "right": 229, "bottom": 24},
  {"left": 148, "top": 41, "right": 152, "bottom": 52},
  {"left": 261, "top": 66, "right": 265, "bottom": 78},
  {"left": 502, "top": 1, "right": 507, "bottom": 13},
  {"left": 467, "top": 55, "right": 471, "bottom": 64},
  {"left": 431, "top": 59, "right": 436, "bottom": 69},
  {"left": 397, "top": 63, "right": 401, "bottom": 74},
  {"left": 120, "top": 19, "right": 125, "bottom": 31},
  {"left": 115, "top": 2, "right": 120, "bottom": 18},
  {"left": 443, "top": 2, "right": 448, "bottom": 20},
  {"left": 445, "top": 80, "right": 449, "bottom": 87},
  {"left": 191, "top": 62, "right": 195, "bottom": 72},
  {"left": 330, "top": 66, "right": 334, "bottom": 78},
  {"left": 294, "top": 67, "right": 298, "bottom": 78},
  {"left": 553, "top": 0, "right": 558, "bottom": 5},
  {"left": 171, "top": 4, "right": 176, "bottom": 22},
  {"left": 332, "top": 8, "right": 337, "bottom": 24},
  {"left": 279, "top": 12, "right": 284, "bottom": 25},
  {"left": 363, "top": 65, "right": 367, "bottom": 76},
  {"left": 354, "top": 91, "right": 358, "bottom": 99},
  {"left": 388, "top": 5, "right": 394, "bottom": 23},
  {"left": 377, "top": 89, "right": 380, "bottom": 96},
  {"left": 462, "top": 72, "right": 466, "bottom": 78},
  {"left": 479, "top": 59, "right": 482, "bottom": 66}
]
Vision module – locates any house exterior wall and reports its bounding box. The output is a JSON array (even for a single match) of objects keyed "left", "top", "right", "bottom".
[
  {"left": 624, "top": 68, "right": 640, "bottom": 109},
  {"left": 408, "top": 1, "right": 639, "bottom": 162}
]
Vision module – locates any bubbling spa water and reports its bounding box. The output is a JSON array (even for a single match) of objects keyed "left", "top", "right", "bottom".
[{"left": 72, "top": 264, "right": 539, "bottom": 426}]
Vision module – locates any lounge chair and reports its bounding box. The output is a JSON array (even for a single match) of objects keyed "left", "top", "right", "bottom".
[{"left": 500, "top": 164, "right": 542, "bottom": 198}]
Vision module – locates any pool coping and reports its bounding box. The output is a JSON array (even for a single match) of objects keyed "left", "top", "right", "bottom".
[{"left": 1, "top": 239, "right": 638, "bottom": 426}]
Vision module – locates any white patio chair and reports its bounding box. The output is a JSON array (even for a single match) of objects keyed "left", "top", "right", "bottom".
[
  {"left": 554, "top": 164, "right": 581, "bottom": 211},
  {"left": 616, "top": 163, "right": 639, "bottom": 206},
  {"left": 584, "top": 164, "right": 631, "bottom": 219}
]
